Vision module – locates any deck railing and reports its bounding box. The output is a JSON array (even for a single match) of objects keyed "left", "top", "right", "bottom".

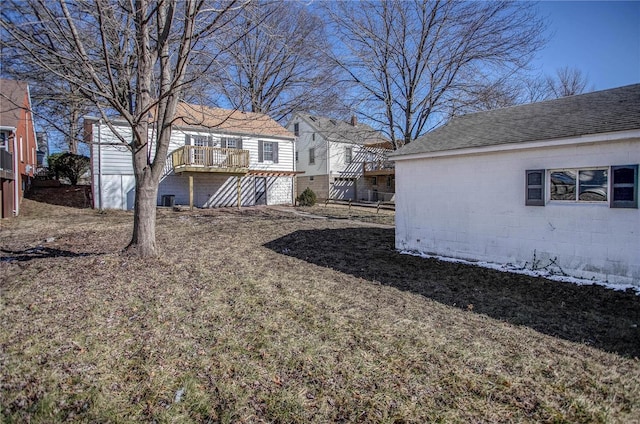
[
  {"left": 363, "top": 160, "right": 395, "bottom": 175},
  {"left": 0, "top": 149, "right": 13, "bottom": 180},
  {"left": 171, "top": 146, "right": 250, "bottom": 172}
]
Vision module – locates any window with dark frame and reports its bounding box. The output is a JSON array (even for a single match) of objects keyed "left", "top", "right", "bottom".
[
  {"left": 611, "top": 165, "right": 638, "bottom": 208},
  {"left": 309, "top": 148, "right": 315, "bottom": 165},
  {"left": 294, "top": 123, "right": 299, "bottom": 136},
  {"left": 345, "top": 147, "right": 352, "bottom": 164},
  {"left": 525, "top": 169, "right": 545, "bottom": 206}
]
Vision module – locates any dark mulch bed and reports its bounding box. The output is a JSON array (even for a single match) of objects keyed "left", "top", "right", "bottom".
[
  {"left": 25, "top": 184, "right": 92, "bottom": 209},
  {"left": 265, "top": 227, "right": 640, "bottom": 358}
]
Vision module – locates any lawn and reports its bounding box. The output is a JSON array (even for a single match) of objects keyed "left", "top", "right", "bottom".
[{"left": 1, "top": 200, "right": 639, "bottom": 423}]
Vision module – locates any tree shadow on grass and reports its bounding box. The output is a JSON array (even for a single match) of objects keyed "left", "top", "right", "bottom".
[
  {"left": 0, "top": 247, "right": 95, "bottom": 262},
  {"left": 264, "top": 227, "right": 640, "bottom": 358}
]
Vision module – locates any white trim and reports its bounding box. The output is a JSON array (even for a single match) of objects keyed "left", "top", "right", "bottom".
[{"left": 392, "top": 129, "right": 640, "bottom": 161}]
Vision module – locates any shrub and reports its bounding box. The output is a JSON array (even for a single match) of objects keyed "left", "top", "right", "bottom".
[
  {"left": 47, "top": 152, "right": 90, "bottom": 185},
  {"left": 297, "top": 187, "right": 317, "bottom": 206}
]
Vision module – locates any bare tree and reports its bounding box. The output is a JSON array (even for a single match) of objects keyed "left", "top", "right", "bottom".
[
  {"left": 2, "top": 0, "right": 244, "bottom": 257},
  {"left": 209, "top": 1, "right": 346, "bottom": 122},
  {"left": 327, "top": 0, "right": 546, "bottom": 148},
  {"left": 545, "top": 66, "right": 591, "bottom": 98}
]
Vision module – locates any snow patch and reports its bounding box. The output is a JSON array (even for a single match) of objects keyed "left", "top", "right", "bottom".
[{"left": 400, "top": 250, "right": 640, "bottom": 295}]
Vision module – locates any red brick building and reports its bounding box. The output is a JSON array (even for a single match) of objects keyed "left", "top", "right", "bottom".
[{"left": 0, "top": 79, "right": 38, "bottom": 217}]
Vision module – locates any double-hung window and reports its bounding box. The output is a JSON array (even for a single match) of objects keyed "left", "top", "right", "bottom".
[
  {"left": 309, "top": 148, "right": 315, "bottom": 165},
  {"left": 258, "top": 140, "right": 278, "bottom": 163},
  {"left": 345, "top": 147, "right": 353, "bottom": 164},
  {"left": 221, "top": 137, "right": 242, "bottom": 149}
]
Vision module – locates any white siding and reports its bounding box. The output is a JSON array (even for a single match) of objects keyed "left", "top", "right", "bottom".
[
  {"left": 267, "top": 176, "right": 293, "bottom": 205},
  {"left": 158, "top": 174, "right": 292, "bottom": 207},
  {"left": 288, "top": 118, "right": 328, "bottom": 176},
  {"left": 395, "top": 137, "right": 640, "bottom": 286},
  {"left": 92, "top": 121, "right": 295, "bottom": 210},
  {"left": 91, "top": 124, "right": 135, "bottom": 210}
]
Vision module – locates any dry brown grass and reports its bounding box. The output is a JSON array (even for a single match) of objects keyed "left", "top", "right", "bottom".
[{"left": 1, "top": 200, "right": 639, "bottom": 423}]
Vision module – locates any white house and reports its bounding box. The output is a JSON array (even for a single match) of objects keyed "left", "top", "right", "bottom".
[
  {"left": 392, "top": 84, "right": 640, "bottom": 286},
  {"left": 286, "top": 113, "right": 394, "bottom": 201},
  {"left": 86, "top": 103, "right": 297, "bottom": 210}
]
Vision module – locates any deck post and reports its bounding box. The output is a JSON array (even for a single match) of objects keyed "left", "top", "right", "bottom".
[
  {"left": 189, "top": 175, "right": 194, "bottom": 210},
  {"left": 237, "top": 176, "right": 242, "bottom": 209}
]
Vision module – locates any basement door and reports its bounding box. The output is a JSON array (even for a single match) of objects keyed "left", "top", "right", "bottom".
[{"left": 255, "top": 177, "right": 267, "bottom": 205}]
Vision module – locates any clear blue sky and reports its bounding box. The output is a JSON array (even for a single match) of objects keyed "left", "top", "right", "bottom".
[{"left": 533, "top": 1, "right": 640, "bottom": 90}]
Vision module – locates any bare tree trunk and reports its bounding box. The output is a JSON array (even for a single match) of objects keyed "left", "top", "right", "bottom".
[{"left": 128, "top": 169, "right": 158, "bottom": 256}]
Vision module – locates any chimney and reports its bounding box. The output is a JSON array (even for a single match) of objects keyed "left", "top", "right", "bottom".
[{"left": 350, "top": 115, "right": 358, "bottom": 126}]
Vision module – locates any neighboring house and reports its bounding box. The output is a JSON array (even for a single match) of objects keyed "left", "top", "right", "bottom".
[
  {"left": 85, "top": 103, "right": 297, "bottom": 210},
  {"left": 392, "top": 84, "right": 640, "bottom": 286},
  {"left": 287, "top": 113, "right": 394, "bottom": 202},
  {"left": 0, "top": 79, "right": 38, "bottom": 218}
]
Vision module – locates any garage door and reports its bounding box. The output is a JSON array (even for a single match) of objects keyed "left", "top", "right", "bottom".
[{"left": 331, "top": 178, "right": 356, "bottom": 200}]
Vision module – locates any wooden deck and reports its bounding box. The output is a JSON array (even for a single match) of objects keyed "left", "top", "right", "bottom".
[
  {"left": 363, "top": 160, "right": 395, "bottom": 176},
  {"left": 171, "top": 146, "right": 249, "bottom": 174}
]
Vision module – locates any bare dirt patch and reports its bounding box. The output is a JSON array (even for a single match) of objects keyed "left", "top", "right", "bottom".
[{"left": 1, "top": 200, "right": 639, "bottom": 423}]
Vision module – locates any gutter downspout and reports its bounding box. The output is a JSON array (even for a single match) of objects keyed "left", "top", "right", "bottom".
[
  {"left": 13, "top": 131, "right": 19, "bottom": 216},
  {"left": 97, "top": 121, "right": 102, "bottom": 211},
  {"left": 292, "top": 137, "right": 296, "bottom": 205}
]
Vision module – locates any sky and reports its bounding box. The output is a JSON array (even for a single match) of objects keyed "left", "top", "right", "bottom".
[{"left": 532, "top": 1, "right": 640, "bottom": 91}]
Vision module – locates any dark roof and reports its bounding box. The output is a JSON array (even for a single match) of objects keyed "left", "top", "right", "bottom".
[
  {"left": 394, "top": 83, "right": 640, "bottom": 157},
  {"left": 0, "top": 79, "right": 29, "bottom": 129},
  {"left": 295, "top": 112, "right": 389, "bottom": 146}
]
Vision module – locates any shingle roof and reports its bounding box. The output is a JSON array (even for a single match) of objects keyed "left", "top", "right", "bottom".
[
  {"left": 0, "top": 79, "right": 29, "bottom": 129},
  {"left": 172, "top": 103, "right": 294, "bottom": 139},
  {"left": 393, "top": 83, "right": 640, "bottom": 157},
  {"left": 296, "top": 112, "right": 389, "bottom": 146}
]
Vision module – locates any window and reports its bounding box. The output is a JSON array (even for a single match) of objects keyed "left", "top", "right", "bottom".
[
  {"left": 526, "top": 165, "right": 638, "bottom": 208},
  {"left": 264, "top": 142, "right": 273, "bottom": 161},
  {"left": 611, "top": 165, "right": 638, "bottom": 208},
  {"left": 258, "top": 140, "right": 278, "bottom": 163},
  {"left": 221, "top": 137, "right": 242, "bottom": 149},
  {"left": 294, "top": 123, "right": 299, "bottom": 136},
  {"left": 310, "top": 176, "right": 314, "bottom": 181},
  {"left": 185, "top": 134, "right": 213, "bottom": 165},
  {"left": 372, "top": 176, "right": 377, "bottom": 186},
  {"left": 386, "top": 176, "right": 392, "bottom": 188},
  {"left": 550, "top": 168, "right": 607, "bottom": 202},
  {"left": 309, "top": 148, "right": 315, "bottom": 165},
  {"left": 525, "top": 169, "right": 545, "bottom": 206},
  {"left": 0, "top": 131, "right": 7, "bottom": 150},
  {"left": 345, "top": 147, "right": 352, "bottom": 164}
]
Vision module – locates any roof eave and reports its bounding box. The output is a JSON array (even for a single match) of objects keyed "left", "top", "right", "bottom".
[{"left": 391, "top": 129, "right": 640, "bottom": 161}]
